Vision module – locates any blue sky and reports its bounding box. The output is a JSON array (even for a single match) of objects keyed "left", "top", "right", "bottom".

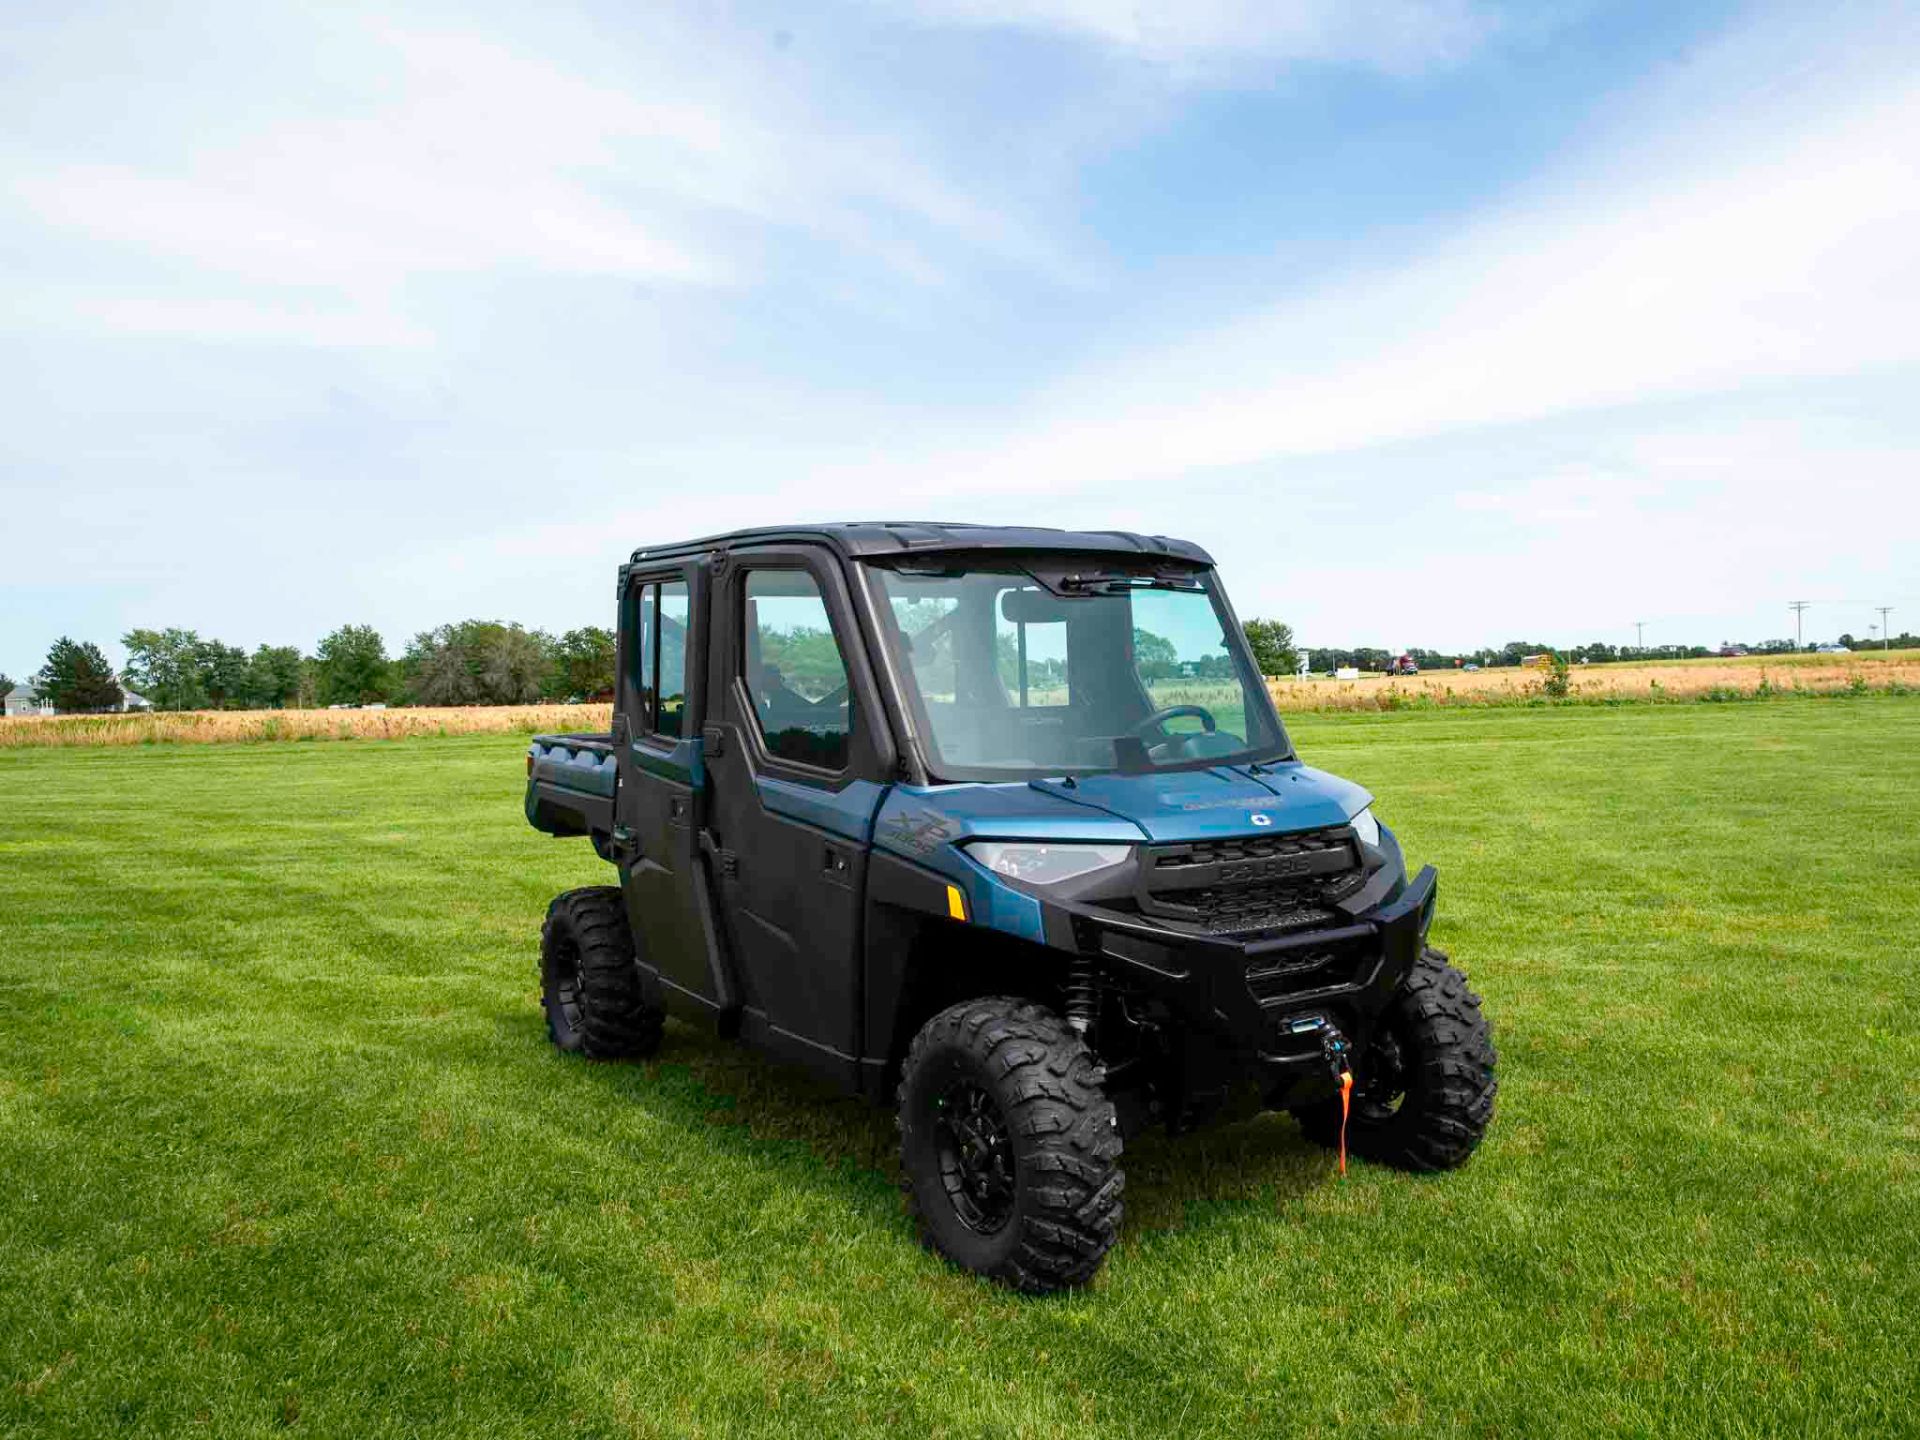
[{"left": 3, "top": 0, "right": 1915, "bottom": 677}]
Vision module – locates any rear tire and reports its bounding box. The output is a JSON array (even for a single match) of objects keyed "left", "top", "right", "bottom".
[
  {"left": 540, "top": 887, "right": 663, "bottom": 1060},
  {"left": 897, "top": 997, "right": 1123, "bottom": 1293},
  {"left": 1294, "top": 947, "right": 1495, "bottom": 1171}
]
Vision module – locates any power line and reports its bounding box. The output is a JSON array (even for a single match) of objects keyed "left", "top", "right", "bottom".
[{"left": 1789, "top": 600, "right": 1810, "bottom": 650}]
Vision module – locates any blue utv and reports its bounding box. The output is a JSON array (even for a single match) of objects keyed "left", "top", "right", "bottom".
[{"left": 525, "top": 523, "right": 1495, "bottom": 1292}]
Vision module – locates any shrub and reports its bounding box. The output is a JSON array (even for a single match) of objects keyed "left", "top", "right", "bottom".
[{"left": 1539, "top": 652, "right": 1572, "bottom": 700}]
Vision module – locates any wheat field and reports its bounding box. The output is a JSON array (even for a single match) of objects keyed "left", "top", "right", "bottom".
[
  {"left": 0, "top": 703, "right": 619, "bottom": 748},
  {"left": 1268, "top": 649, "right": 1920, "bottom": 711},
  {"left": 2, "top": 651, "right": 1914, "bottom": 746}
]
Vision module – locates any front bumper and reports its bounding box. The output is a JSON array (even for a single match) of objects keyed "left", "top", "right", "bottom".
[{"left": 1041, "top": 863, "right": 1438, "bottom": 1103}]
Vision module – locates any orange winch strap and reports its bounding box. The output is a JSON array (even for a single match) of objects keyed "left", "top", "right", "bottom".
[{"left": 1337, "top": 1070, "right": 1353, "bottom": 1178}]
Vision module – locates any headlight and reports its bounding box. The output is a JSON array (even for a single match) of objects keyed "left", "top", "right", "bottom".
[
  {"left": 966, "top": 841, "right": 1132, "bottom": 886},
  {"left": 1348, "top": 807, "right": 1381, "bottom": 848}
]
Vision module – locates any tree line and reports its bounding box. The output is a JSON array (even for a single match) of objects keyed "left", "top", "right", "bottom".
[
  {"left": 6, "top": 614, "right": 1907, "bottom": 714},
  {"left": 1299, "top": 633, "right": 1916, "bottom": 674},
  {"left": 3, "top": 623, "right": 618, "bottom": 714}
]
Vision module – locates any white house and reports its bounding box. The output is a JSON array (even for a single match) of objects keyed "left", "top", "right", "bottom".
[
  {"left": 3, "top": 683, "right": 55, "bottom": 717},
  {"left": 1, "top": 683, "right": 148, "bottom": 716}
]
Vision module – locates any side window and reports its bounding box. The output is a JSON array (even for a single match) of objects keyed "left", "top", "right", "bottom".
[
  {"left": 628, "top": 576, "right": 688, "bottom": 738},
  {"left": 635, "top": 584, "right": 657, "bottom": 725},
  {"left": 743, "top": 569, "right": 853, "bottom": 771},
  {"left": 658, "top": 582, "right": 689, "bottom": 737}
]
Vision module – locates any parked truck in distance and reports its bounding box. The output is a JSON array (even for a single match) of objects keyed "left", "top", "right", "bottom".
[{"left": 524, "top": 523, "right": 1495, "bottom": 1291}]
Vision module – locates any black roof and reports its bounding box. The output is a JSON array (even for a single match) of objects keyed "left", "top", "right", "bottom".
[{"left": 631, "top": 522, "right": 1212, "bottom": 566}]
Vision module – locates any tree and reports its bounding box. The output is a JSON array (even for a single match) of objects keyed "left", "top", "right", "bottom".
[
  {"left": 1242, "top": 619, "right": 1300, "bottom": 677},
  {"left": 547, "top": 627, "right": 616, "bottom": 701},
  {"left": 247, "top": 645, "right": 306, "bottom": 708},
  {"left": 478, "top": 625, "right": 549, "bottom": 704},
  {"left": 36, "top": 638, "right": 123, "bottom": 713},
  {"left": 197, "top": 640, "right": 252, "bottom": 709},
  {"left": 1132, "top": 628, "right": 1179, "bottom": 681},
  {"left": 406, "top": 628, "right": 477, "bottom": 706},
  {"left": 401, "top": 621, "right": 551, "bottom": 706},
  {"left": 314, "top": 625, "right": 394, "bottom": 706},
  {"left": 0, "top": 674, "right": 13, "bottom": 703},
  {"left": 121, "top": 627, "right": 209, "bottom": 710}
]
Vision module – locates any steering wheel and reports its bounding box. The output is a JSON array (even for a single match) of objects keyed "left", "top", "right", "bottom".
[{"left": 1132, "top": 704, "right": 1217, "bottom": 738}]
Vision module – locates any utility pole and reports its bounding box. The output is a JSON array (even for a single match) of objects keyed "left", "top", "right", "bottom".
[
  {"left": 1634, "top": 620, "right": 1645, "bottom": 654},
  {"left": 1789, "top": 600, "right": 1809, "bottom": 650},
  {"left": 1877, "top": 606, "right": 1894, "bottom": 651}
]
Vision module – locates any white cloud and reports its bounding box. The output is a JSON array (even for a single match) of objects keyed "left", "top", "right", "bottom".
[
  {"left": 894, "top": 0, "right": 1493, "bottom": 73},
  {"left": 0, "top": 10, "right": 1067, "bottom": 348},
  {"left": 824, "top": 8, "right": 1920, "bottom": 504},
  {"left": 0, "top": 285, "right": 430, "bottom": 349},
  {"left": 7, "top": 29, "right": 728, "bottom": 291}
]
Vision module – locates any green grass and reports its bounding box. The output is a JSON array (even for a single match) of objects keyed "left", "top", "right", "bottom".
[{"left": 3, "top": 702, "right": 1916, "bottom": 1437}]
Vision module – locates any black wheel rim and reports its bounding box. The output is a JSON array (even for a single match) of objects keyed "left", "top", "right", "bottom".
[
  {"left": 547, "top": 938, "right": 584, "bottom": 1040},
  {"left": 932, "top": 1079, "right": 1016, "bottom": 1234},
  {"left": 1355, "top": 1025, "right": 1410, "bottom": 1123}
]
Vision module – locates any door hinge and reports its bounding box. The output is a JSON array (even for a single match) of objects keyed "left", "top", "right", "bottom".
[
  {"left": 610, "top": 825, "right": 641, "bottom": 861},
  {"left": 701, "top": 724, "right": 726, "bottom": 756},
  {"left": 700, "top": 829, "right": 738, "bottom": 877}
]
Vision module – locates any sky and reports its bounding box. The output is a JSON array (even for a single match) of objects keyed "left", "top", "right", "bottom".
[{"left": 2, "top": 0, "right": 1915, "bottom": 676}]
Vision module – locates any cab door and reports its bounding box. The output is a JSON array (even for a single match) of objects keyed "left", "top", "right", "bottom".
[
  {"left": 701, "top": 548, "right": 893, "bottom": 1084},
  {"left": 615, "top": 564, "right": 724, "bottom": 1016}
]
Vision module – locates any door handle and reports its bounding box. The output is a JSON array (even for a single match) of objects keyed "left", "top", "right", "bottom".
[{"left": 821, "top": 843, "right": 853, "bottom": 886}]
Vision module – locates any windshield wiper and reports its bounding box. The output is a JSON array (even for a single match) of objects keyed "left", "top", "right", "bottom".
[{"left": 1032, "top": 567, "right": 1205, "bottom": 598}]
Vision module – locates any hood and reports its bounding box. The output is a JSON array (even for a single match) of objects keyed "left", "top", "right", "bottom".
[
  {"left": 875, "top": 762, "right": 1371, "bottom": 855},
  {"left": 873, "top": 779, "right": 1141, "bottom": 862},
  {"left": 1028, "top": 762, "right": 1370, "bottom": 843}
]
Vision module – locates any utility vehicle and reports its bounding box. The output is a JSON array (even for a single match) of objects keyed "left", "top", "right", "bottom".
[{"left": 524, "top": 523, "right": 1495, "bottom": 1291}]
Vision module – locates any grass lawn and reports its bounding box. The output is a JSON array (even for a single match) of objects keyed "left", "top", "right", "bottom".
[{"left": 2, "top": 701, "right": 1916, "bottom": 1437}]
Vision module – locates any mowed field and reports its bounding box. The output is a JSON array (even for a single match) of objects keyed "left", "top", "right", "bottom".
[{"left": 3, "top": 702, "right": 1917, "bottom": 1437}]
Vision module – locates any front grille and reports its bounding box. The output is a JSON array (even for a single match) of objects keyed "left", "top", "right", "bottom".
[
  {"left": 1246, "top": 942, "right": 1368, "bottom": 1003},
  {"left": 1139, "top": 828, "right": 1364, "bottom": 935}
]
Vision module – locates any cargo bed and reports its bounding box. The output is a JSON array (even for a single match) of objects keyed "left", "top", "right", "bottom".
[{"left": 524, "top": 733, "right": 616, "bottom": 841}]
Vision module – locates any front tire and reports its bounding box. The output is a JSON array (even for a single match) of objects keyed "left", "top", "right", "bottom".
[
  {"left": 897, "top": 998, "right": 1123, "bottom": 1293},
  {"left": 540, "top": 887, "right": 663, "bottom": 1060},
  {"left": 1295, "top": 947, "right": 1495, "bottom": 1170}
]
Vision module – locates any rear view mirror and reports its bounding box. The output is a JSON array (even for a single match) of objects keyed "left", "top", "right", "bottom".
[{"left": 1000, "top": 588, "right": 1072, "bottom": 624}]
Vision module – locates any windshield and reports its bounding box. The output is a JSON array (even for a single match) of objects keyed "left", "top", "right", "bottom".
[{"left": 867, "top": 560, "right": 1290, "bottom": 781}]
